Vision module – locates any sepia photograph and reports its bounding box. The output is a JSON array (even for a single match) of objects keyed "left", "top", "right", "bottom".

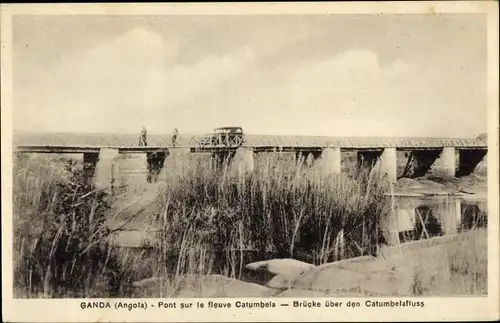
[{"left": 1, "top": 2, "right": 499, "bottom": 322}]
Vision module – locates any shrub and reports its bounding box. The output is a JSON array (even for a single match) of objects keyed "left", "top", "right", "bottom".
[{"left": 13, "top": 156, "right": 121, "bottom": 298}]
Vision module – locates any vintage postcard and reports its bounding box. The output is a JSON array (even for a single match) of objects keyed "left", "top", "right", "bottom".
[{"left": 1, "top": 2, "right": 499, "bottom": 322}]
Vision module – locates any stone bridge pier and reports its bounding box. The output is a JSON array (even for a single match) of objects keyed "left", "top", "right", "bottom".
[
  {"left": 356, "top": 147, "right": 487, "bottom": 182},
  {"left": 316, "top": 147, "right": 342, "bottom": 175},
  {"left": 403, "top": 147, "right": 487, "bottom": 178},
  {"left": 297, "top": 147, "right": 342, "bottom": 176},
  {"left": 296, "top": 148, "right": 342, "bottom": 176},
  {"left": 211, "top": 147, "right": 255, "bottom": 179},
  {"left": 357, "top": 148, "right": 397, "bottom": 182},
  {"left": 92, "top": 148, "right": 120, "bottom": 192},
  {"left": 297, "top": 148, "right": 398, "bottom": 181},
  {"left": 228, "top": 147, "right": 255, "bottom": 179},
  {"left": 428, "top": 147, "right": 456, "bottom": 177},
  {"left": 158, "top": 147, "right": 190, "bottom": 178},
  {"left": 86, "top": 148, "right": 169, "bottom": 195}
]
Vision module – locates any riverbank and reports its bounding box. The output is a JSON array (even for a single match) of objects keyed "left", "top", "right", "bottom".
[{"left": 127, "top": 228, "right": 487, "bottom": 297}]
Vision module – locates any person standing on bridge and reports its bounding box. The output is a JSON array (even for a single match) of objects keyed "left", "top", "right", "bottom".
[
  {"left": 172, "top": 128, "right": 179, "bottom": 147},
  {"left": 139, "top": 126, "right": 147, "bottom": 146}
]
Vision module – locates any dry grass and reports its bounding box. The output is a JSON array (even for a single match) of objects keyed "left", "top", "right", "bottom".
[
  {"left": 409, "top": 229, "right": 487, "bottom": 295},
  {"left": 152, "top": 152, "right": 388, "bottom": 262},
  {"left": 13, "top": 154, "right": 120, "bottom": 298}
]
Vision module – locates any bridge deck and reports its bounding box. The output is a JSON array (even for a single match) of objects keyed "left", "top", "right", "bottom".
[{"left": 13, "top": 131, "right": 487, "bottom": 153}]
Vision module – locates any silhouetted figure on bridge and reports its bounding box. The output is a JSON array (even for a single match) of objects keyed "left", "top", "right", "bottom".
[
  {"left": 172, "top": 128, "right": 179, "bottom": 147},
  {"left": 139, "top": 126, "right": 147, "bottom": 146}
]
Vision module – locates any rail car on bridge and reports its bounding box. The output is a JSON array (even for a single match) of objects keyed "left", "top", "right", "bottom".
[{"left": 191, "top": 126, "right": 246, "bottom": 148}]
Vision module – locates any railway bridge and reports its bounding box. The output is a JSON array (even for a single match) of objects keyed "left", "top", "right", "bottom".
[{"left": 14, "top": 131, "right": 488, "bottom": 189}]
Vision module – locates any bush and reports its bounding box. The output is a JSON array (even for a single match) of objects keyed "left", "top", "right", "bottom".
[{"left": 13, "top": 156, "right": 122, "bottom": 298}]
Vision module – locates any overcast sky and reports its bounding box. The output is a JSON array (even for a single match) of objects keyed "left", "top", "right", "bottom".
[{"left": 12, "top": 14, "right": 487, "bottom": 137}]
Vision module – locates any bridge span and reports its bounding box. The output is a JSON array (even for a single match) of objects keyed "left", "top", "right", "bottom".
[
  {"left": 14, "top": 131, "right": 486, "bottom": 151},
  {"left": 13, "top": 131, "right": 488, "bottom": 186}
]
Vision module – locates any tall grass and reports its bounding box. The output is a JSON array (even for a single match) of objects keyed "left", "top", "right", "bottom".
[
  {"left": 151, "top": 153, "right": 389, "bottom": 279},
  {"left": 408, "top": 228, "right": 487, "bottom": 296},
  {"left": 13, "top": 154, "right": 123, "bottom": 298}
]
